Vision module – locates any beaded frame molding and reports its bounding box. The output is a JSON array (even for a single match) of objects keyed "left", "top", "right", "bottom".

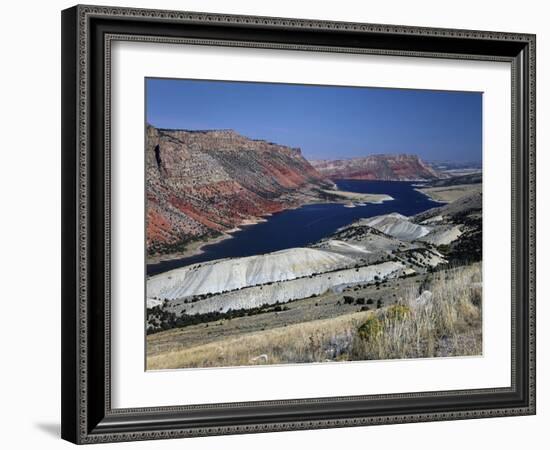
[{"left": 61, "top": 4, "right": 536, "bottom": 444}]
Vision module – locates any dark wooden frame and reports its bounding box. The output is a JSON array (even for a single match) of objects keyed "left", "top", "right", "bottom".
[{"left": 61, "top": 4, "right": 536, "bottom": 444}]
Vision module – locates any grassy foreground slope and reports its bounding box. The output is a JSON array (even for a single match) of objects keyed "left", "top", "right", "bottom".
[{"left": 147, "top": 263, "right": 481, "bottom": 369}]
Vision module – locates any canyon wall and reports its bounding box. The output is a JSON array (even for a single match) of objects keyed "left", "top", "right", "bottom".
[{"left": 146, "top": 126, "right": 331, "bottom": 256}]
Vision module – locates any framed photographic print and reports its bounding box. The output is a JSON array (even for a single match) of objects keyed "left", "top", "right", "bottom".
[{"left": 61, "top": 5, "right": 536, "bottom": 444}]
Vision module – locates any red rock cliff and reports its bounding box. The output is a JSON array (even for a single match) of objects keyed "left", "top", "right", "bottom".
[
  {"left": 146, "top": 126, "right": 331, "bottom": 257},
  {"left": 310, "top": 154, "right": 444, "bottom": 181}
]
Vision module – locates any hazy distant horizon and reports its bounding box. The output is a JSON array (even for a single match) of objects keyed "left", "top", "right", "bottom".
[{"left": 146, "top": 78, "right": 482, "bottom": 164}]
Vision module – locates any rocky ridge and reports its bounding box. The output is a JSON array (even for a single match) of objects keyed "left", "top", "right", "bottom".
[
  {"left": 310, "top": 154, "right": 444, "bottom": 181},
  {"left": 146, "top": 125, "right": 333, "bottom": 257}
]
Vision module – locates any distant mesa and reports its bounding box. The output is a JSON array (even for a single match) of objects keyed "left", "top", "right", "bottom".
[{"left": 309, "top": 154, "right": 446, "bottom": 181}]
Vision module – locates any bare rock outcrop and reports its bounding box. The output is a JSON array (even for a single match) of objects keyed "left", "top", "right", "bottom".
[{"left": 310, "top": 154, "right": 444, "bottom": 181}]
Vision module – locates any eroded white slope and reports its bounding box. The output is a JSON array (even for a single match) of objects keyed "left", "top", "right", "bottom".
[
  {"left": 419, "top": 225, "right": 463, "bottom": 246},
  {"left": 147, "top": 247, "right": 355, "bottom": 301},
  {"left": 317, "top": 239, "right": 372, "bottom": 254},
  {"left": 361, "top": 213, "right": 431, "bottom": 240},
  {"left": 169, "top": 261, "right": 405, "bottom": 315}
]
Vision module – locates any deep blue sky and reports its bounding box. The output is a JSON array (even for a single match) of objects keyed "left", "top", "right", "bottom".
[{"left": 146, "top": 78, "right": 482, "bottom": 163}]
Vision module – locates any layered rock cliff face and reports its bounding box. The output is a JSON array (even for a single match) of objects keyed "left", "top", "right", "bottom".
[
  {"left": 310, "top": 154, "right": 443, "bottom": 181},
  {"left": 146, "top": 126, "right": 331, "bottom": 257}
]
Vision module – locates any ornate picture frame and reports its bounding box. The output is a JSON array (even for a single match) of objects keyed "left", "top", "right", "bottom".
[{"left": 61, "top": 5, "right": 535, "bottom": 444}]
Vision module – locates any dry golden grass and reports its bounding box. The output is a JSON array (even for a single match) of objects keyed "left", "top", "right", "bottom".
[
  {"left": 147, "top": 310, "right": 372, "bottom": 369},
  {"left": 147, "top": 263, "right": 482, "bottom": 370},
  {"left": 351, "top": 263, "right": 482, "bottom": 360}
]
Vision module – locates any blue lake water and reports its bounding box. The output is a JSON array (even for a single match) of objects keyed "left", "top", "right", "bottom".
[{"left": 147, "top": 180, "right": 442, "bottom": 276}]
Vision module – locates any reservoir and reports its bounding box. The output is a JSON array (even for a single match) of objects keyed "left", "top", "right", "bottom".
[{"left": 147, "top": 180, "right": 442, "bottom": 276}]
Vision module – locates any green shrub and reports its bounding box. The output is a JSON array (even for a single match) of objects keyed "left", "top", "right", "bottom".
[
  {"left": 343, "top": 296, "right": 355, "bottom": 305},
  {"left": 386, "top": 304, "right": 411, "bottom": 321},
  {"left": 358, "top": 316, "right": 382, "bottom": 342}
]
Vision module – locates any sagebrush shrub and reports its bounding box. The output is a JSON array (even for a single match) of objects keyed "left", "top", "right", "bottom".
[{"left": 358, "top": 316, "right": 382, "bottom": 342}]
